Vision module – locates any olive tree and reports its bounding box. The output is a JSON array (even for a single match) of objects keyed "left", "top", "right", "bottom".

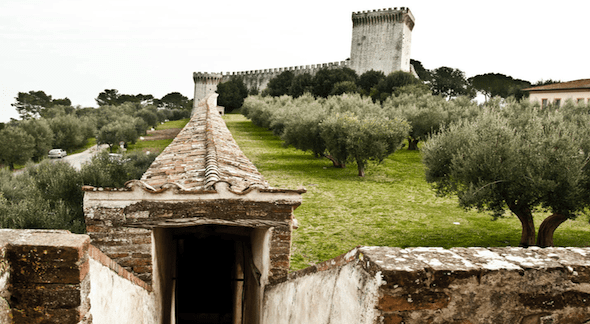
[
  {"left": 97, "top": 118, "right": 140, "bottom": 152},
  {"left": 320, "top": 112, "right": 410, "bottom": 176},
  {"left": 0, "top": 127, "right": 35, "bottom": 169},
  {"left": 81, "top": 151, "right": 157, "bottom": 188},
  {"left": 422, "top": 102, "right": 590, "bottom": 247},
  {"left": 0, "top": 161, "right": 85, "bottom": 233},
  {"left": 383, "top": 94, "right": 480, "bottom": 150},
  {"left": 49, "top": 115, "right": 88, "bottom": 152},
  {"left": 20, "top": 118, "right": 55, "bottom": 161},
  {"left": 280, "top": 99, "right": 333, "bottom": 163}
]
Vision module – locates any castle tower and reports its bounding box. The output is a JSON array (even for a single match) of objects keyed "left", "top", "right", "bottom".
[
  {"left": 193, "top": 72, "right": 224, "bottom": 104},
  {"left": 350, "top": 7, "right": 415, "bottom": 76}
]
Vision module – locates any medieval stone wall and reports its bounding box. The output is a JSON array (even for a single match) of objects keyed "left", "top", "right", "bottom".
[
  {"left": 263, "top": 246, "right": 590, "bottom": 324},
  {"left": 193, "top": 61, "right": 350, "bottom": 103}
]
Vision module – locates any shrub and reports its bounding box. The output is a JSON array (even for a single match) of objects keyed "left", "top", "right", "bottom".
[{"left": 81, "top": 151, "right": 157, "bottom": 188}]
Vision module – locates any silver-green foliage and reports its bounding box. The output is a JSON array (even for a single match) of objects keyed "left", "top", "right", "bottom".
[
  {"left": 0, "top": 161, "right": 85, "bottom": 233},
  {"left": 242, "top": 94, "right": 410, "bottom": 176},
  {"left": 382, "top": 93, "right": 480, "bottom": 150},
  {"left": 422, "top": 99, "right": 590, "bottom": 246},
  {"left": 0, "top": 151, "right": 158, "bottom": 233},
  {"left": 0, "top": 127, "right": 35, "bottom": 169},
  {"left": 321, "top": 112, "right": 410, "bottom": 176}
]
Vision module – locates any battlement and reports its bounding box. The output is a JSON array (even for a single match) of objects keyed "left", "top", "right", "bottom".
[
  {"left": 192, "top": 72, "right": 223, "bottom": 82},
  {"left": 193, "top": 61, "right": 351, "bottom": 101},
  {"left": 352, "top": 7, "right": 415, "bottom": 30},
  {"left": 222, "top": 60, "right": 350, "bottom": 77}
]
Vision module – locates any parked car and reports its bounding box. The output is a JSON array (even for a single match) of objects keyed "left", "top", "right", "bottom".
[{"left": 48, "top": 149, "right": 67, "bottom": 158}]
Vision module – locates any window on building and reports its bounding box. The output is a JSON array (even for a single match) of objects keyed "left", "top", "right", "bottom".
[
  {"left": 577, "top": 98, "right": 585, "bottom": 104},
  {"left": 542, "top": 99, "right": 548, "bottom": 108},
  {"left": 554, "top": 98, "right": 561, "bottom": 107}
]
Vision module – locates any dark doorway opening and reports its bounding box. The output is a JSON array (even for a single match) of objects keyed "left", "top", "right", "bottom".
[{"left": 174, "top": 227, "right": 251, "bottom": 324}]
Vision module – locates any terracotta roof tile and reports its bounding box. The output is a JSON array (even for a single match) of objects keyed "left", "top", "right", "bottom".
[
  {"left": 523, "top": 79, "right": 590, "bottom": 92},
  {"left": 140, "top": 94, "right": 269, "bottom": 193}
]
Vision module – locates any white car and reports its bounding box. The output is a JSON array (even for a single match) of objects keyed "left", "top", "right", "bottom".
[{"left": 48, "top": 149, "right": 67, "bottom": 158}]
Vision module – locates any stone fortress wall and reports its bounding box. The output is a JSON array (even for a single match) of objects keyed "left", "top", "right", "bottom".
[
  {"left": 194, "top": 7, "right": 415, "bottom": 103},
  {"left": 193, "top": 61, "right": 351, "bottom": 103}
]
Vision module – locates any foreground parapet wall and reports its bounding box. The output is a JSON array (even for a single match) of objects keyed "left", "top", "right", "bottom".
[
  {"left": 263, "top": 246, "right": 590, "bottom": 324},
  {"left": 0, "top": 229, "right": 91, "bottom": 324},
  {"left": 0, "top": 229, "right": 154, "bottom": 324}
]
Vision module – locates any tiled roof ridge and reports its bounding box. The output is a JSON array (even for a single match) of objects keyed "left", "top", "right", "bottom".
[
  {"left": 83, "top": 94, "right": 284, "bottom": 194},
  {"left": 202, "top": 94, "right": 270, "bottom": 191},
  {"left": 204, "top": 98, "right": 221, "bottom": 189}
]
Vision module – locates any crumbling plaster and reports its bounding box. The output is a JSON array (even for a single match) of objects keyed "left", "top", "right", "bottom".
[{"left": 88, "top": 258, "right": 156, "bottom": 324}]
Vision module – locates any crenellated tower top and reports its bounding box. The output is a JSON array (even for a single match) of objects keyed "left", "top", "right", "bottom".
[
  {"left": 193, "top": 72, "right": 224, "bottom": 104},
  {"left": 193, "top": 72, "right": 223, "bottom": 82},
  {"left": 351, "top": 7, "right": 415, "bottom": 31},
  {"left": 350, "top": 7, "right": 414, "bottom": 76}
]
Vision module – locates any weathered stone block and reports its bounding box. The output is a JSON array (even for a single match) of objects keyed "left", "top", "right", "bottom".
[
  {"left": 383, "top": 314, "right": 404, "bottom": 324},
  {"left": 7, "top": 243, "right": 88, "bottom": 285},
  {"left": 11, "top": 284, "right": 81, "bottom": 309},
  {"left": 11, "top": 306, "right": 80, "bottom": 324},
  {"left": 378, "top": 292, "right": 450, "bottom": 311}
]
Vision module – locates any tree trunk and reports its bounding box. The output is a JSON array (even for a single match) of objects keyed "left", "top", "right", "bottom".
[
  {"left": 322, "top": 153, "right": 345, "bottom": 168},
  {"left": 508, "top": 203, "right": 536, "bottom": 247},
  {"left": 356, "top": 157, "right": 366, "bottom": 177},
  {"left": 536, "top": 213, "right": 569, "bottom": 247},
  {"left": 408, "top": 137, "right": 420, "bottom": 151}
]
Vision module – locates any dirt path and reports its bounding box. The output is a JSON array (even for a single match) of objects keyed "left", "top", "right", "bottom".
[{"left": 142, "top": 128, "right": 181, "bottom": 141}]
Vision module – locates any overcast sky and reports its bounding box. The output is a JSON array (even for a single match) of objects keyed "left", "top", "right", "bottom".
[{"left": 1, "top": 0, "right": 587, "bottom": 122}]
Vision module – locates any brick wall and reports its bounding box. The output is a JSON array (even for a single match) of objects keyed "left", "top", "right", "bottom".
[
  {"left": 85, "top": 205, "right": 153, "bottom": 283},
  {"left": 0, "top": 229, "right": 154, "bottom": 324},
  {"left": 84, "top": 196, "right": 298, "bottom": 285}
]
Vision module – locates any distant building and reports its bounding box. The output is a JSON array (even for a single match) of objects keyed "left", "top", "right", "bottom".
[{"left": 523, "top": 79, "right": 590, "bottom": 107}]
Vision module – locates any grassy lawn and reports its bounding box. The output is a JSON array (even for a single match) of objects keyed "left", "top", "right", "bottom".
[
  {"left": 156, "top": 118, "right": 190, "bottom": 130},
  {"left": 126, "top": 118, "right": 190, "bottom": 153},
  {"left": 223, "top": 113, "right": 590, "bottom": 271},
  {"left": 126, "top": 139, "right": 174, "bottom": 153}
]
